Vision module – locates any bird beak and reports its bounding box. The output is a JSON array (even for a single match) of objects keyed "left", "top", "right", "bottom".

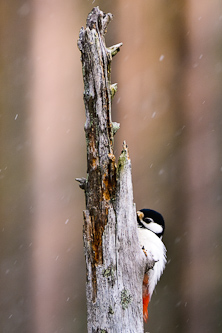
[{"left": 137, "top": 211, "right": 144, "bottom": 220}]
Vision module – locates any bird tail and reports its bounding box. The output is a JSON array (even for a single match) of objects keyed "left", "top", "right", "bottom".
[{"left": 142, "top": 273, "right": 150, "bottom": 322}]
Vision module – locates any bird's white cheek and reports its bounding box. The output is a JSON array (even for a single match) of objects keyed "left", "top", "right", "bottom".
[{"left": 146, "top": 222, "right": 163, "bottom": 234}]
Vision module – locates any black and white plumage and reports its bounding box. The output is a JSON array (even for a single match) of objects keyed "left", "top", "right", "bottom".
[{"left": 137, "top": 209, "right": 167, "bottom": 322}]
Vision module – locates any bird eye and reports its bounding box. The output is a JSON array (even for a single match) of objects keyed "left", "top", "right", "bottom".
[{"left": 144, "top": 217, "right": 153, "bottom": 223}]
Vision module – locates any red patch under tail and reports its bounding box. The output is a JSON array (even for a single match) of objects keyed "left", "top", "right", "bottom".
[{"left": 142, "top": 273, "right": 150, "bottom": 322}]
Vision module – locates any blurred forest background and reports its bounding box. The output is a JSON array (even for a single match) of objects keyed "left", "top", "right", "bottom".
[{"left": 0, "top": 0, "right": 222, "bottom": 332}]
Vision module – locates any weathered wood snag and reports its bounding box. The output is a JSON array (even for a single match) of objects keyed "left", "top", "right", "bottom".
[{"left": 77, "top": 7, "right": 154, "bottom": 332}]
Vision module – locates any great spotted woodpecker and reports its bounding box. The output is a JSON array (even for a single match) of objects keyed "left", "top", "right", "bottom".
[{"left": 137, "top": 209, "right": 167, "bottom": 322}]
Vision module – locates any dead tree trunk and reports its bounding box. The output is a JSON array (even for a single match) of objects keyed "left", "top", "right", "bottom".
[{"left": 77, "top": 7, "right": 153, "bottom": 332}]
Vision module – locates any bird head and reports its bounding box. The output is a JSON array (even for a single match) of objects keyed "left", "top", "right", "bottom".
[{"left": 137, "top": 209, "right": 165, "bottom": 239}]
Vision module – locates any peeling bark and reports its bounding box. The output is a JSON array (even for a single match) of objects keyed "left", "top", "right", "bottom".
[{"left": 77, "top": 7, "right": 154, "bottom": 332}]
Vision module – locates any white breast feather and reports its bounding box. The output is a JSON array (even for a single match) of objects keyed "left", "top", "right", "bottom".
[{"left": 138, "top": 228, "right": 167, "bottom": 298}]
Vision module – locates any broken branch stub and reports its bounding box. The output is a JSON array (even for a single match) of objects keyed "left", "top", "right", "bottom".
[{"left": 77, "top": 6, "right": 152, "bottom": 332}]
